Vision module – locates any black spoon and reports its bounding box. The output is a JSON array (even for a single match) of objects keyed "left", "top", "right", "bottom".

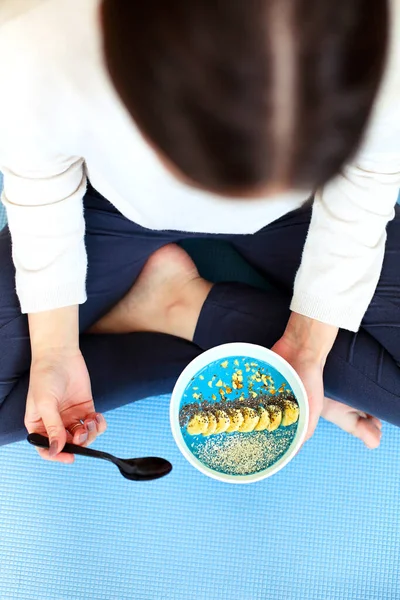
[{"left": 27, "top": 433, "right": 172, "bottom": 481}]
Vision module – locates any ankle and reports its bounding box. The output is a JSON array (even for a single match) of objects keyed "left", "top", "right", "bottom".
[{"left": 166, "top": 277, "right": 213, "bottom": 340}]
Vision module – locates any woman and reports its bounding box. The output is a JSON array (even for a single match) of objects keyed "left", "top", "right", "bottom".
[{"left": 0, "top": 0, "right": 399, "bottom": 465}]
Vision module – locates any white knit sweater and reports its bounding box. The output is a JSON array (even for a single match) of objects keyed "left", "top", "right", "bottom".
[{"left": 0, "top": 0, "right": 399, "bottom": 331}]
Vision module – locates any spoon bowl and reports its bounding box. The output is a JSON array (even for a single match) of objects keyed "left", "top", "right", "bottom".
[
  {"left": 117, "top": 457, "right": 173, "bottom": 481},
  {"left": 27, "top": 433, "right": 172, "bottom": 482}
]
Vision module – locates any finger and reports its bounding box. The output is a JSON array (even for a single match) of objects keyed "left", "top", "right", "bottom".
[
  {"left": 38, "top": 423, "right": 88, "bottom": 463},
  {"left": 305, "top": 412, "right": 320, "bottom": 442},
  {"left": 94, "top": 413, "right": 107, "bottom": 435},
  {"left": 82, "top": 417, "right": 98, "bottom": 445},
  {"left": 36, "top": 446, "right": 75, "bottom": 464},
  {"left": 40, "top": 424, "right": 87, "bottom": 463},
  {"left": 81, "top": 412, "right": 107, "bottom": 446},
  {"left": 66, "top": 422, "right": 89, "bottom": 446},
  {"left": 39, "top": 397, "right": 68, "bottom": 458}
]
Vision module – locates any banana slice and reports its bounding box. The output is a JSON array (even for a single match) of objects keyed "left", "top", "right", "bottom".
[
  {"left": 238, "top": 407, "right": 260, "bottom": 432},
  {"left": 226, "top": 408, "right": 244, "bottom": 433},
  {"left": 213, "top": 410, "right": 231, "bottom": 434},
  {"left": 266, "top": 404, "right": 282, "bottom": 431},
  {"left": 203, "top": 412, "right": 218, "bottom": 436},
  {"left": 187, "top": 412, "right": 209, "bottom": 435},
  {"left": 281, "top": 399, "right": 299, "bottom": 426},
  {"left": 254, "top": 406, "right": 271, "bottom": 431}
]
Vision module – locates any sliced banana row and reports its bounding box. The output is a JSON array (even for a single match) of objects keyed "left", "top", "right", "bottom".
[{"left": 186, "top": 400, "right": 299, "bottom": 436}]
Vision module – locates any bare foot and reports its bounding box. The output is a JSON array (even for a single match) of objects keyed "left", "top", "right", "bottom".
[
  {"left": 322, "top": 397, "right": 382, "bottom": 449},
  {"left": 89, "top": 244, "right": 213, "bottom": 340},
  {"left": 91, "top": 246, "right": 382, "bottom": 450}
]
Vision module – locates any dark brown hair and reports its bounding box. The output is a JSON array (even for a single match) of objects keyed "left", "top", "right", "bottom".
[{"left": 101, "top": 0, "right": 388, "bottom": 194}]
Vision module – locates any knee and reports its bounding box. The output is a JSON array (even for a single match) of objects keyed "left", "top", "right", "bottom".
[
  {"left": 0, "top": 427, "right": 27, "bottom": 447},
  {"left": 0, "top": 228, "right": 23, "bottom": 328},
  {"left": 0, "top": 375, "right": 30, "bottom": 447}
]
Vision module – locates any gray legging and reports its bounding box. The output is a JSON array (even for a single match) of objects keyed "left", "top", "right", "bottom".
[{"left": 0, "top": 185, "right": 399, "bottom": 445}]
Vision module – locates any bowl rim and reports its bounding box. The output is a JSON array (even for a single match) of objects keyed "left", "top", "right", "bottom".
[{"left": 170, "top": 342, "right": 309, "bottom": 484}]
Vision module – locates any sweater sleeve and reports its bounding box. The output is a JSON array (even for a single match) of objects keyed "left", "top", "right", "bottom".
[
  {"left": 290, "top": 162, "right": 399, "bottom": 332},
  {"left": 1, "top": 157, "right": 88, "bottom": 314},
  {"left": 291, "top": 0, "right": 400, "bottom": 332}
]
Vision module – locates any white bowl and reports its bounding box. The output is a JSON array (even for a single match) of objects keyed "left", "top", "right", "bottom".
[{"left": 170, "top": 342, "right": 309, "bottom": 484}]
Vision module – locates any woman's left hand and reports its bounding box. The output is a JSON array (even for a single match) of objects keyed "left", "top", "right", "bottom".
[{"left": 271, "top": 312, "right": 338, "bottom": 442}]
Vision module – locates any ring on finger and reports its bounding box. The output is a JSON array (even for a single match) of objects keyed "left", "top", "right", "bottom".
[{"left": 67, "top": 421, "right": 84, "bottom": 435}]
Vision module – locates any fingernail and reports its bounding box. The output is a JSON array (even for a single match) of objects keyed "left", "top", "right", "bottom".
[
  {"left": 49, "top": 440, "right": 58, "bottom": 457},
  {"left": 95, "top": 414, "right": 104, "bottom": 425},
  {"left": 87, "top": 421, "right": 96, "bottom": 432},
  {"left": 78, "top": 432, "right": 88, "bottom": 444}
]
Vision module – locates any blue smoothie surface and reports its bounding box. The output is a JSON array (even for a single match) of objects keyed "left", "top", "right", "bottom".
[{"left": 179, "top": 355, "right": 299, "bottom": 476}]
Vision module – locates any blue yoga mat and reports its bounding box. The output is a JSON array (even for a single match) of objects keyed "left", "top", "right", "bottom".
[{"left": 0, "top": 397, "right": 400, "bottom": 600}]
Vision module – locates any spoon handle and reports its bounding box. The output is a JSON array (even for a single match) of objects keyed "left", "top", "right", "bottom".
[{"left": 27, "top": 433, "right": 116, "bottom": 464}]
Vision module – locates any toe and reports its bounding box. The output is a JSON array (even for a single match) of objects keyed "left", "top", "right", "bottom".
[
  {"left": 353, "top": 417, "right": 382, "bottom": 449},
  {"left": 373, "top": 417, "right": 383, "bottom": 431}
]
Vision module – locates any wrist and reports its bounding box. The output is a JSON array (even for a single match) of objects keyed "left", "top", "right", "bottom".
[
  {"left": 282, "top": 312, "right": 339, "bottom": 365},
  {"left": 28, "top": 305, "right": 80, "bottom": 359}
]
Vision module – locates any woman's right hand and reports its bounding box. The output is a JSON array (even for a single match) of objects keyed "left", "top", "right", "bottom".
[{"left": 25, "top": 348, "right": 107, "bottom": 464}]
